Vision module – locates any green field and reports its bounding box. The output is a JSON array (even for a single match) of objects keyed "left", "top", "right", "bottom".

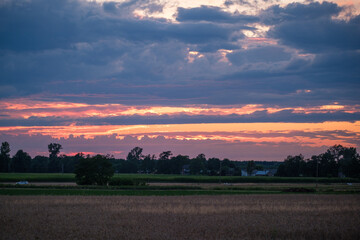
[
  {"left": 1, "top": 173, "right": 359, "bottom": 183},
  {"left": 1, "top": 173, "right": 359, "bottom": 196},
  {"left": 0, "top": 173, "right": 75, "bottom": 182}
]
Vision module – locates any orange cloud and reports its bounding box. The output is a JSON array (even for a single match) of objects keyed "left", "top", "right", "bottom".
[
  {"left": 0, "top": 121, "right": 358, "bottom": 148},
  {"left": 1, "top": 98, "right": 359, "bottom": 119}
]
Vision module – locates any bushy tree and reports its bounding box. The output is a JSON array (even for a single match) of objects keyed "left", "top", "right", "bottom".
[
  {"left": 141, "top": 154, "right": 156, "bottom": 173},
  {"left": 157, "top": 151, "right": 173, "bottom": 174},
  {"left": 276, "top": 155, "right": 306, "bottom": 177},
  {"left": 75, "top": 155, "right": 114, "bottom": 185},
  {"left": 318, "top": 152, "right": 338, "bottom": 177},
  {"left": 246, "top": 160, "right": 256, "bottom": 176},
  {"left": 276, "top": 163, "right": 286, "bottom": 177},
  {"left": 190, "top": 153, "right": 206, "bottom": 175},
  {"left": 31, "top": 156, "right": 49, "bottom": 173},
  {"left": 11, "top": 150, "right": 31, "bottom": 172},
  {"left": 338, "top": 146, "right": 360, "bottom": 178},
  {"left": 170, "top": 154, "right": 190, "bottom": 174},
  {"left": 207, "top": 158, "right": 220, "bottom": 176}
]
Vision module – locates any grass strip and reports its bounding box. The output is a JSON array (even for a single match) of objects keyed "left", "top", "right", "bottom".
[{"left": 0, "top": 188, "right": 281, "bottom": 196}]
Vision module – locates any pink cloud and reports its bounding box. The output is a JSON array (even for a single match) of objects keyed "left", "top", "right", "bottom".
[{"left": 1, "top": 98, "right": 359, "bottom": 120}]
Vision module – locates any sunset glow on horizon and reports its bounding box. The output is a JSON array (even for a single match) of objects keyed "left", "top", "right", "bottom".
[
  {"left": 0, "top": 121, "right": 358, "bottom": 160},
  {"left": 1, "top": 121, "right": 359, "bottom": 139}
]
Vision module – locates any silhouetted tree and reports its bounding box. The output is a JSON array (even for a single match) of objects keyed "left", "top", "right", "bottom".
[
  {"left": 318, "top": 152, "right": 338, "bottom": 177},
  {"left": 275, "top": 155, "right": 306, "bottom": 177},
  {"left": 11, "top": 150, "right": 31, "bottom": 172},
  {"left": 220, "top": 158, "right": 237, "bottom": 175},
  {"left": 276, "top": 146, "right": 360, "bottom": 178},
  {"left": 159, "top": 151, "right": 172, "bottom": 160},
  {"left": 207, "top": 158, "right": 220, "bottom": 175},
  {"left": 337, "top": 146, "right": 360, "bottom": 178},
  {"left": 48, "top": 143, "right": 62, "bottom": 158},
  {"left": 246, "top": 160, "right": 256, "bottom": 176},
  {"left": 190, "top": 153, "right": 206, "bottom": 175},
  {"left": 141, "top": 154, "right": 156, "bottom": 173},
  {"left": 110, "top": 158, "right": 126, "bottom": 173},
  {"left": 326, "top": 145, "right": 344, "bottom": 162},
  {"left": 0, "top": 142, "right": 11, "bottom": 172},
  {"left": 59, "top": 154, "right": 80, "bottom": 173},
  {"left": 31, "top": 156, "right": 49, "bottom": 173},
  {"left": 75, "top": 155, "right": 114, "bottom": 185},
  {"left": 126, "top": 147, "right": 143, "bottom": 172},
  {"left": 276, "top": 163, "right": 286, "bottom": 177},
  {"left": 127, "top": 147, "right": 143, "bottom": 162},
  {"left": 303, "top": 155, "right": 318, "bottom": 177},
  {"left": 157, "top": 151, "right": 173, "bottom": 174},
  {"left": 48, "top": 143, "right": 62, "bottom": 172},
  {"left": 170, "top": 155, "right": 190, "bottom": 174}
]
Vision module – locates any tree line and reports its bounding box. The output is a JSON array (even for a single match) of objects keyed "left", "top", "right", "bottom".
[
  {"left": 276, "top": 145, "right": 360, "bottom": 178},
  {"left": 0, "top": 143, "right": 246, "bottom": 175},
  {"left": 0, "top": 142, "right": 359, "bottom": 178}
]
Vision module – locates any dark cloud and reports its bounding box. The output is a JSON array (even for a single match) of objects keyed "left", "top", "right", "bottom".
[
  {"left": 263, "top": 2, "right": 360, "bottom": 52},
  {"left": 0, "top": 0, "right": 241, "bottom": 97},
  {"left": 103, "top": 0, "right": 163, "bottom": 15},
  {"left": 176, "top": 5, "right": 258, "bottom": 23},
  {"left": 262, "top": 1, "right": 342, "bottom": 25},
  {"left": 0, "top": 0, "right": 236, "bottom": 52},
  {"left": 269, "top": 18, "right": 360, "bottom": 52},
  {"left": 227, "top": 46, "right": 292, "bottom": 65},
  {"left": 310, "top": 51, "right": 360, "bottom": 77},
  {"left": 0, "top": 0, "right": 359, "bottom": 111},
  {"left": 193, "top": 42, "right": 241, "bottom": 53},
  {"left": 0, "top": 0, "right": 83, "bottom": 52},
  {"left": 1, "top": 110, "right": 359, "bottom": 127},
  {"left": 281, "top": 51, "right": 360, "bottom": 100}
]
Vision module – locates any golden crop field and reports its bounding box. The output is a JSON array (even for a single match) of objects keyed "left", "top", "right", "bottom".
[{"left": 1, "top": 195, "right": 359, "bottom": 240}]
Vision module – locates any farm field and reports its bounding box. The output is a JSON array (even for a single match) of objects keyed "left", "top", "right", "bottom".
[
  {"left": 1, "top": 195, "right": 359, "bottom": 240},
  {"left": 1, "top": 173, "right": 359, "bottom": 195}
]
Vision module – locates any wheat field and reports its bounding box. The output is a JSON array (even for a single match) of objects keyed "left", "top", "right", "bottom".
[{"left": 1, "top": 195, "right": 359, "bottom": 240}]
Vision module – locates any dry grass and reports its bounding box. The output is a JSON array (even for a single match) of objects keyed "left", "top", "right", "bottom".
[{"left": 1, "top": 195, "right": 359, "bottom": 240}]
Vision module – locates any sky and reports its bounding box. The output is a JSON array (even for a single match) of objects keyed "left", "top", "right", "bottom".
[{"left": 0, "top": 0, "right": 359, "bottom": 161}]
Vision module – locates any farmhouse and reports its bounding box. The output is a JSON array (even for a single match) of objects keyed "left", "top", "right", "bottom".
[{"left": 241, "top": 170, "right": 275, "bottom": 176}]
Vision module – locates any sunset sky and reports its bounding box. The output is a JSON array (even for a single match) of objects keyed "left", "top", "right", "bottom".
[{"left": 0, "top": 0, "right": 359, "bottom": 160}]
